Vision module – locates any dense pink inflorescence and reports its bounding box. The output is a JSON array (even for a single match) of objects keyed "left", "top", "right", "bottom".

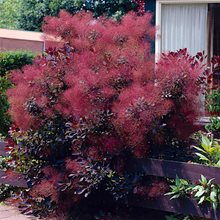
[{"left": 7, "top": 11, "right": 204, "bottom": 158}]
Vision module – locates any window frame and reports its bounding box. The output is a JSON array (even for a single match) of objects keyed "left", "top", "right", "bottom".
[{"left": 155, "top": 0, "right": 220, "bottom": 61}]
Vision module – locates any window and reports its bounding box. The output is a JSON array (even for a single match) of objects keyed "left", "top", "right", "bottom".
[
  {"left": 156, "top": 0, "right": 220, "bottom": 59},
  {"left": 155, "top": 0, "right": 220, "bottom": 115},
  {"left": 161, "top": 4, "right": 207, "bottom": 55}
]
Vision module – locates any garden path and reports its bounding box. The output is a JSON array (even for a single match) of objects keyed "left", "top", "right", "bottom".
[{"left": 0, "top": 204, "right": 38, "bottom": 220}]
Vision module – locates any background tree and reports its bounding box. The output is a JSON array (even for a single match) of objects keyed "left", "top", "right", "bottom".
[
  {"left": 0, "top": 0, "right": 21, "bottom": 29},
  {"left": 18, "top": 0, "right": 139, "bottom": 31}
]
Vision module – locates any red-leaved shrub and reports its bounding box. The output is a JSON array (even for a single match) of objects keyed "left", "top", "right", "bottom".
[
  {"left": 7, "top": 11, "right": 205, "bottom": 158},
  {"left": 6, "top": 11, "right": 207, "bottom": 218}
]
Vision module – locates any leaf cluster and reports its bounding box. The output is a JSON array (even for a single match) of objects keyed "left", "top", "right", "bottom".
[
  {"left": 0, "top": 51, "right": 34, "bottom": 76},
  {"left": 206, "top": 90, "right": 220, "bottom": 114},
  {"left": 205, "top": 117, "right": 220, "bottom": 133},
  {"left": 166, "top": 175, "right": 220, "bottom": 212},
  {"left": 0, "top": 0, "right": 21, "bottom": 29},
  {"left": 18, "top": 0, "right": 139, "bottom": 31},
  {"left": 192, "top": 134, "right": 220, "bottom": 167}
]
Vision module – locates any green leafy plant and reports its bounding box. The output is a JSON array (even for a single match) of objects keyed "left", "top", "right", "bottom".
[
  {"left": 0, "top": 75, "right": 11, "bottom": 135},
  {"left": 193, "top": 134, "right": 220, "bottom": 167},
  {"left": 205, "top": 117, "right": 220, "bottom": 133},
  {"left": 191, "top": 175, "right": 218, "bottom": 211},
  {"left": 165, "top": 176, "right": 190, "bottom": 199},
  {"left": 166, "top": 175, "right": 220, "bottom": 212},
  {"left": 0, "top": 152, "right": 21, "bottom": 202},
  {"left": 0, "top": 0, "right": 21, "bottom": 29},
  {"left": 0, "top": 51, "right": 34, "bottom": 76},
  {"left": 206, "top": 90, "right": 220, "bottom": 114},
  {"left": 166, "top": 216, "right": 180, "bottom": 220},
  {"left": 165, "top": 215, "right": 205, "bottom": 220},
  {"left": 0, "top": 51, "right": 34, "bottom": 135},
  {"left": 165, "top": 215, "right": 190, "bottom": 220}
]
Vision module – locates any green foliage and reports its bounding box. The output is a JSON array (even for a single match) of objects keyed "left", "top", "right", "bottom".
[
  {"left": 166, "top": 175, "right": 220, "bottom": 212},
  {"left": 165, "top": 176, "right": 190, "bottom": 199},
  {"left": 0, "top": 51, "right": 35, "bottom": 76},
  {"left": 0, "top": 51, "right": 34, "bottom": 135},
  {"left": 18, "top": 0, "right": 51, "bottom": 31},
  {"left": 205, "top": 117, "right": 220, "bottom": 133},
  {"left": 0, "top": 184, "right": 19, "bottom": 201},
  {"left": 0, "top": 75, "right": 12, "bottom": 135},
  {"left": 166, "top": 216, "right": 180, "bottom": 220},
  {"left": 191, "top": 175, "right": 218, "bottom": 211},
  {"left": 0, "top": 155, "right": 21, "bottom": 202},
  {"left": 165, "top": 215, "right": 190, "bottom": 220},
  {"left": 18, "top": 0, "right": 138, "bottom": 31},
  {"left": 192, "top": 134, "right": 220, "bottom": 167},
  {"left": 0, "top": 0, "right": 21, "bottom": 29},
  {"left": 206, "top": 90, "right": 220, "bottom": 114}
]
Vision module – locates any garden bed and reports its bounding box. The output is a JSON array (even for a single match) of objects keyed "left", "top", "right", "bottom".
[
  {"left": 1, "top": 138, "right": 220, "bottom": 219},
  {"left": 128, "top": 158, "right": 220, "bottom": 219}
]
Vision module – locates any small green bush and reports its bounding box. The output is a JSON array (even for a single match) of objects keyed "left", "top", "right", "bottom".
[
  {"left": 0, "top": 76, "right": 11, "bottom": 135},
  {"left": 206, "top": 90, "right": 220, "bottom": 114},
  {"left": 0, "top": 51, "right": 35, "bottom": 135},
  {"left": 205, "top": 117, "right": 220, "bottom": 133},
  {"left": 0, "top": 51, "right": 35, "bottom": 76}
]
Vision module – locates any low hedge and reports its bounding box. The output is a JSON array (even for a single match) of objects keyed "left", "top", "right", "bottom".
[
  {"left": 0, "top": 51, "right": 35, "bottom": 76},
  {"left": 0, "top": 76, "right": 11, "bottom": 135},
  {"left": 0, "top": 51, "right": 35, "bottom": 135}
]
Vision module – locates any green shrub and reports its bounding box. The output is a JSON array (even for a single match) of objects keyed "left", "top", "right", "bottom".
[
  {"left": 166, "top": 175, "right": 220, "bottom": 212},
  {"left": 206, "top": 90, "right": 220, "bottom": 114},
  {"left": 0, "top": 51, "right": 35, "bottom": 76},
  {"left": 205, "top": 117, "right": 220, "bottom": 133},
  {"left": 0, "top": 51, "right": 35, "bottom": 135},
  {"left": 192, "top": 133, "right": 220, "bottom": 167},
  {"left": 0, "top": 75, "right": 11, "bottom": 135}
]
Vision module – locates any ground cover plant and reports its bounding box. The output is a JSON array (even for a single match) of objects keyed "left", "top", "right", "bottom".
[
  {"left": 5, "top": 11, "right": 209, "bottom": 218},
  {"left": 166, "top": 175, "right": 220, "bottom": 216},
  {"left": 164, "top": 128, "right": 220, "bottom": 217}
]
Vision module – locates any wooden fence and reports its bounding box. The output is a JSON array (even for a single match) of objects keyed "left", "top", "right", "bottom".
[
  {"left": 129, "top": 158, "right": 220, "bottom": 219},
  {"left": 0, "top": 141, "right": 220, "bottom": 219}
]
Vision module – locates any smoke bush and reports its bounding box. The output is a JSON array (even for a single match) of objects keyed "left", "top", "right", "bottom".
[
  {"left": 6, "top": 11, "right": 206, "bottom": 217},
  {"left": 8, "top": 11, "right": 204, "bottom": 156}
]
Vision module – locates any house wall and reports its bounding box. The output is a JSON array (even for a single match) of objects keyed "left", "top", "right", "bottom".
[
  {"left": 0, "top": 38, "right": 44, "bottom": 53},
  {"left": 0, "top": 29, "right": 44, "bottom": 53}
]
